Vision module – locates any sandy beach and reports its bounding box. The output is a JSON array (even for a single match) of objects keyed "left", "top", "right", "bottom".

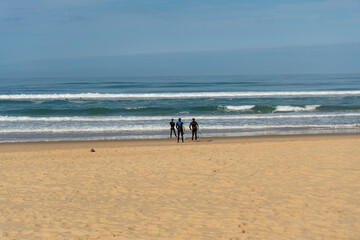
[{"left": 1, "top": 134, "right": 359, "bottom": 239}]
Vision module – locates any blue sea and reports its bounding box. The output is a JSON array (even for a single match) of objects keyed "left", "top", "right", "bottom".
[{"left": 1, "top": 74, "right": 360, "bottom": 142}]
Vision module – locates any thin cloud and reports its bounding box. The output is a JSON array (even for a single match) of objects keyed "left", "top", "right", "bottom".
[
  {"left": 189, "top": 3, "right": 257, "bottom": 11},
  {"left": 64, "top": 12, "right": 98, "bottom": 22},
  {"left": 276, "top": 0, "right": 360, "bottom": 11},
  {"left": 329, "top": 13, "right": 360, "bottom": 23},
  {"left": 186, "top": 15, "right": 286, "bottom": 28},
  {"left": 2, "top": 17, "right": 22, "bottom": 22}
]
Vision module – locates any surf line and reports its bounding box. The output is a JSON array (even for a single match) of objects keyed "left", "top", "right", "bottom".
[
  {"left": 1, "top": 112, "right": 360, "bottom": 122},
  {"left": 1, "top": 91, "right": 360, "bottom": 99}
]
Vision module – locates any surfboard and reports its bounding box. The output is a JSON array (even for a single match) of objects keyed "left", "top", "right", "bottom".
[
  {"left": 182, "top": 125, "right": 185, "bottom": 133},
  {"left": 197, "top": 126, "right": 201, "bottom": 135}
]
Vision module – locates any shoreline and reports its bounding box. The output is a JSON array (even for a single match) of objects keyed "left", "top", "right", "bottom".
[{"left": 1, "top": 132, "right": 359, "bottom": 151}]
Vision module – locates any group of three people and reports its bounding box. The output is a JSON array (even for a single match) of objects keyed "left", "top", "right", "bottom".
[{"left": 170, "top": 118, "right": 199, "bottom": 143}]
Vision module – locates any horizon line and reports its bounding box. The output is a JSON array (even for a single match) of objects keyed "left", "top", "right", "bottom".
[{"left": 2, "top": 41, "right": 360, "bottom": 65}]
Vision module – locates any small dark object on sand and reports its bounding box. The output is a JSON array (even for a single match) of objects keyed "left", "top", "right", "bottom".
[{"left": 90, "top": 148, "right": 95, "bottom": 152}]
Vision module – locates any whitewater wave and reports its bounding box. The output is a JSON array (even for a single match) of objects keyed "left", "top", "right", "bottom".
[
  {"left": 0, "top": 125, "right": 167, "bottom": 133},
  {"left": 274, "top": 105, "right": 320, "bottom": 112},
  {"left": 1, "top": 112, "right": 360, "bottom": 122},
  {"left": 1, "top": 91, "right": 360, "bottom": 100},
  {"left": 225, "top": 105, "right": 255, "bottom": 111},
  {"left": 202, "top": 124, "right": 358, "bottom": 130},
  {"left": 125, "top": 107, "right": 146, "bottom": 110},
  {"left": 0, "top": 124, "right": 357, "bottom": 134},
  {"left": 0, "top": 135, "right": 169, "bottom": 143}
]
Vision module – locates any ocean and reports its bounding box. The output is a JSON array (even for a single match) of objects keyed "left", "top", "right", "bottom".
[{"left": 1, "top": 74, "right": 360, "bottom": 142}]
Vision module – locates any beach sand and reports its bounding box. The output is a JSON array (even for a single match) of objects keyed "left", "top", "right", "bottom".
[{"left": 1, "top": 134, "right": 359, "bottom": 239}]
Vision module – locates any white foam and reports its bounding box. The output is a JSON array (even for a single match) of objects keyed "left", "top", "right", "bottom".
[
  {"left": 0, "top": 125, "right": 168, "bottom": 133},
  {"left": 274, "top": 105, "right": 320, "bottom": 112},
  {"left": 226, "top": 105, "right": 255, "bottom": 111},
  {"left": 0, "top": 135, "right": 169, "bottom": 143},
  {"left": 1, "top": 112, "right": 360, "bottom": 122},
  {"left": 0, "top": 124, "right": 357, "bottom": 134},
  {"left": 1, "top": 91, "right": 360, "bottom": 99},
  {"left": 125, "top": 107, "right": 146, "bottom": 110},
  {"left": 202, "top": 124, "right": 358, "bottom": 130}
]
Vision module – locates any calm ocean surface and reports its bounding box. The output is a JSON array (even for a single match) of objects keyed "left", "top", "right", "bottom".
[{"left": 1, "top": 74, "right": 360, "bottom": 142}]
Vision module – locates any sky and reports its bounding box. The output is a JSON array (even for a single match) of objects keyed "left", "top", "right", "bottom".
[{"left": 1, "top": 0, "right": 360, "bottom": 75}]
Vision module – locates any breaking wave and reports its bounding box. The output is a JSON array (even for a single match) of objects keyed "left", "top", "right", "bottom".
[
  {"left": 1, "top": 91, "right": 360, "bottom": 100},
  {"left": 274, "top": 105, "right": 320, "bottom": 112},
  {"left": 1, "top": 112, "right": 360, "bottom": 122},
  {"left": 0, "top": 124, "right": 358, "bottom": 134},
  {"left": 225, "top": 105, "right": 255, "bottom": 111}
]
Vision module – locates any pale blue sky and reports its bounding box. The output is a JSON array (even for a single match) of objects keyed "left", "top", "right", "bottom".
[{"left": 1, "top": 0, "right": 360, "bottom": 75}]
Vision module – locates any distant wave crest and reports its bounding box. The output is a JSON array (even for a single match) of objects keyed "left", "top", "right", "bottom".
[
  {"left": 1, "top": 112, "right": 360, "bottom": 122},
  {"left": 274, "top": 105, "right": 320, "bottom": 112},
  {"left": 225, "top": 105, "right": 255, "bottom": 111},
  {"left": 1, "top": 91, "right": 360, "bottom": 99}
]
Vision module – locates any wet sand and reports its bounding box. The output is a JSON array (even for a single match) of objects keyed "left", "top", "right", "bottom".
[{"left": 1, "top": 134, "right": 359, "bottom": 239}]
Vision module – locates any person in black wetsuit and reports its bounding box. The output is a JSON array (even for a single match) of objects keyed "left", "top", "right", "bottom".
[
  {"left": 189, "top": 118, "right": 199, "bottom": 141},
  {"left": 176, "top": 118, "right": 184, "bottom": 143},
  {"left": 169, "top": 119, "right": 177, "bottom": 138}
]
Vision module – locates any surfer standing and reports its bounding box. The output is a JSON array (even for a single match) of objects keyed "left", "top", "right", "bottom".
[
  {"left": 189, "top": 118, "right": 199, "bottom": 141},
  {"left": 176, "top": 118, "right": 184, "bottom": 143},
  {"left": 170, "top": 119, "right": 177, "bottom": 138}
]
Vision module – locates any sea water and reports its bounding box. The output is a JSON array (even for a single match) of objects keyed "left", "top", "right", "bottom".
[{"left": 1, "top": 74, "right": 360, "bottom": 142}]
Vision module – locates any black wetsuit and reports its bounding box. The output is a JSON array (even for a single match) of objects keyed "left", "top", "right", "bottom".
[
  {"left": 176, "top": 121, "right": 184, "bottom": 143},
  {"left": 189, "top": 121, "right": 198, "bottom": 141},
  {"left": 170, "top": 121, "right": 177, "bottom": 137}
]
